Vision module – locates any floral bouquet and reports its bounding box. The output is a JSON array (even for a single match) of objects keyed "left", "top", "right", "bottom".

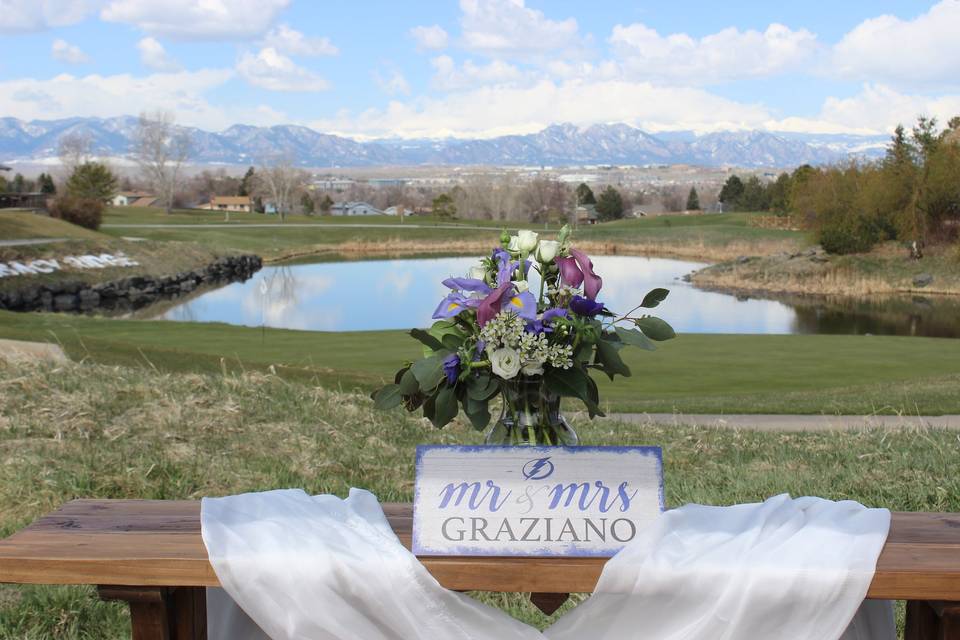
[{"left": 373, "top": 225, "right": 675, "bottom": 445}]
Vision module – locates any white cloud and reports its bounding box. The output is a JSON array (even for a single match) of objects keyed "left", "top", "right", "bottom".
[
  {"left": 609, "top": 22, "right": 819, "bottom": 85},
  {"left": 137, "top": 37, "right": 180, "bottom": 71},
  {"left": 0, "top": 0, "right": 97, "bottom": 33},
  {"left": 816, "top": 84, "right": 960, "bottom": 133},
  {"left": 100, "top": 0, "right": 289, "bottom": 40},
  {"left": 374, "top": 68, "right": 411, "bottom": 96},
  {"left": 459, "top": 0, "right": 585, "bottom": 58},
  {"left": 832, "top": 0, "right": 960, "bottom": 87},
  {"left": 430, "top": 55, "right": 525, "bottom": 90},
  {"left": 237, "top": 47, "right": 329, "bottom": 92},
  {"left": 263, "top": 24, "right": 337, "bottom": 56},
  {"left": 0, "top": 69, "right": 290, "bottom": 130},
  {"left": 51, "top": 39, "right": 90, "bottom": 64},
  {"left": 312, "top": 78, "right": 773, "bottom": 140},
  {"left": 410, "top": 24, "right": 448, "bottom": 50}
]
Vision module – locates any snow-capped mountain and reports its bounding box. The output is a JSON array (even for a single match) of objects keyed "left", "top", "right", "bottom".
[{"left": 0, "top": 116, "right": 889, "bottom": 169}]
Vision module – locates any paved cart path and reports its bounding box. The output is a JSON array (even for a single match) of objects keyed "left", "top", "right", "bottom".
[{"left": 607, "top": 412, "right": 960, "bottom": 431}]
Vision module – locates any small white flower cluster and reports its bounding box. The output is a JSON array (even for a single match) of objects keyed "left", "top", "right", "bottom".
[{"left": 481, "top": 311, "right": 573, "bottom": 379}]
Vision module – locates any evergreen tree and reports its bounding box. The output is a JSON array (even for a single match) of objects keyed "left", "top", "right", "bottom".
[
  {"left": 768, "top": 173, "right": 792, "bottom": 215},
  {"left": 575, "top": 182, "right": 596, "bottom": 205},
  {"left": 238, "top": 167, "right": 255, "bottom": 197},
  {"left": 685, "top": 187, "right": 700, "bottom": 211},
  {"left": 595, "top": 185, "right": 625, "bottom": 221},
  {"left": 300, "top": 192, "right": 315, "bottom": 215},
  {"left": 38, "top": 173, "right": 57, "bottom": 194},
  {"left": 718, "top": 175, "right": 744, "bottom": 210},
  {"left": 432, "top": 193, "right": 457, "bottom": 220},
  {"left": 11, "top": 173, "right": 26, "bottom": 193},
  {"left": 66, "top": 162, "right": 118, "bottom": 201},
  {"left": 319, "top": 194, "right": 334, "bottom": 214}
]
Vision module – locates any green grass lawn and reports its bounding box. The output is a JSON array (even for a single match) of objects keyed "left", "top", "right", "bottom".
[
  {"left": 0, "top": 212, "right": 103, "bottom": 241},
  {"left": 0, "top": 359, "right": 956, "bottom": 637},
  {"left": 2, "top": 310, "right": 959, "bottom": 415}
]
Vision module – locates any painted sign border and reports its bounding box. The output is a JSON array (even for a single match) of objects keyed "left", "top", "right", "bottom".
[{"left": 412, "top": 444, "right": 665, "bottom": 557}]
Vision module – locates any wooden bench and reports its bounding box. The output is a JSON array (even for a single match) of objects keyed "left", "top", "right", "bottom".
[{"left": 0, "top": 500, "right": 959, "bottom": 639}]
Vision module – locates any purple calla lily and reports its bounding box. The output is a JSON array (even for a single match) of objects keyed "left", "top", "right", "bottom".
[
  {"left": 556, "top": 256, "right": 584, "bottom": 289},
  {"left": 569, "top": 248, "right": 602, "bottom": 300},
  {"left": 570, "top": 295, "right": 605, "bottom": 317},
  {"left": 477, "top": 283, "right": 513, "bottom": 326},
  {"left": 442, "top": 277, "right": 492, "bottom": 294}
]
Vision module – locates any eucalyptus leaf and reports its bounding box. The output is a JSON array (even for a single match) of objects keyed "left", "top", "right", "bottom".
[
  {"left": 398, "top": 368, "right": 420, "bottom": 395},
  {"left": 615, "top": 326, "right": 656, "bottom": 351},
  {"left": 411, "top": 355, "right": 446, "bottom": 391},
  {"left": 640, "top": 288, "right": 670, "bottom": 308},
  {"left": 463, "top": 396, "right": 492, "bottom": 431},
  {"left": 432, "top": 385, "right": 459, "bottom": 428},
  {"left": 544, "top": 367, "right": 603, "bottom": 416},
  {"left": 441, "top": 333, "right": 464, "bottom": 351},
  {"left": 595, "top": 339, "right": 632, "bottom": 380},
  {"left": 635, "top": 316, "right": 677, "bottom": 341},
  {"left": 409, "top": 328, "right": 444, "bottom": 351},
  {"left": 372, "top": 384, "right": 403, "bottom": 410},
  {"left": 467, "top": 374, "right": 499, "bottom": 401}
]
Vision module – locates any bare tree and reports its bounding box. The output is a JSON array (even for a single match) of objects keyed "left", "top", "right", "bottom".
[
  {"left": 133, "top": 111, "right": 191, "bottom": 213},
  {"left": 255, "top": 157, "right": 307, "bottom": 222},
  {"left": 57, "top": 131, "right": 93, "bottom": 178}
]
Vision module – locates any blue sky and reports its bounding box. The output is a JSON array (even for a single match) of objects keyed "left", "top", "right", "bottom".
[{"left": 1, "top": 0, "right": 958, "bottom": 139}]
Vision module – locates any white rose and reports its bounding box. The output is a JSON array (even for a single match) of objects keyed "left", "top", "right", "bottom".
[
  {"left": 507, "top": 235, "right": 521, "bottom": 253},
  {"left": 535, "top": 240, "right": 560, "bottom": 263},
  {"left": 467, "top": 265, "right": 486, "bottom": 280},
  {"left": 488, "top": 347, "right": 522, "bottom": 379},
  {"left": 517, "top": 229, "right": 539, "bottom": 253},
  {"left": 512, "top": 280, "right": 529, "bottom": 293},
  {"left": 521, "top": 359, "right": 544, "bottom": 376}
]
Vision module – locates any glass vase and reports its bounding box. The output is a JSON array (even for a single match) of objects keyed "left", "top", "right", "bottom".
[{"left": 484, "top": 376, "right": 579, "bottom": 446}]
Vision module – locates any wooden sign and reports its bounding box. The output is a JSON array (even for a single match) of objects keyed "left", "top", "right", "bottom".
[{"left": 413, "top": 445, "right": 664, "bottom": 557}]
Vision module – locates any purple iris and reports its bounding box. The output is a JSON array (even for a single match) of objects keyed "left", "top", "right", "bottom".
[
  {"left": 442, "top": 277, "right": 491, "bottom": 294},
  {"left": 570, "top": 295, "right": 605, "bottom": 317},
  {"left": 542, "top": 308, "right": 569, "bottom": 324},
  {"left": 432, "top": 292, "right": 470, "bottom": 319},
  {"left": 443, "top": 353, "right": 460, "bottom": 384},
  {"left": 504, "top": 290, "right": 537, "bottom": 321}
]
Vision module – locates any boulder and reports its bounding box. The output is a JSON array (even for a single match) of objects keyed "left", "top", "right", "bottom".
[{"left": 913, "top": 273, "right": 934, "bottom": 288}]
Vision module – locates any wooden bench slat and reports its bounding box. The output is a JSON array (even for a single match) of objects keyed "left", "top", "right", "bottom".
[{"left": 2, "top": 500, "right": 960, "bottom": 600}]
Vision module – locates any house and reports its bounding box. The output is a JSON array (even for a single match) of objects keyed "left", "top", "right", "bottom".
[
  {"left": 111, "top": 191, "right": 158, "bottom": 207},
  {"left": 330, "top": 201, "right": 384, "bottom": 216},
  {"left": 575, "top": 204, "right": 598, "bottom": 225},
  {"left": 384, "top": 205, "right": 406, "bottom": 216},
  {"left": 203, "top": 196, "right": 252, "bottom": 213}
]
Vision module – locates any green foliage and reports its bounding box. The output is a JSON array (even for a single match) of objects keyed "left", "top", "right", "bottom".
[
  {"left": 300, "top": 192, "right": 315, "bottom": 215},
  {"left": 432, "top": 193, "right": 457, "bottom": 220},
  {"left": 767, "top": 173, "right": 792, "bottom": 215},
  {"left": 718, "top": 175, "right": 744, "bottom": 209},
  {"left": 47, "top": 195, "right": 105, "bottom": 230},
  {"left": 0, "top": 175, "right": 6, "bottom": 193},
  {"left": 575, "top": 182, "right": 596, "bottom": 205},
  {"left": 66, "top": 162, "right": 117, "bottom": 201},
  {"left": 595, "top": 185, "right": 625, "bottom": 221},
  {"left": 238, "top": 166, "right": 255, "bottom": 197},
  {"left": 319, "top": 194, "right": 334, "bottom": 214},
  {"left": 685, "top": 187, "right": 700, "bottom": 211},
  {"left": 37, "top": 172, "right": 56, "bottom": 195}
]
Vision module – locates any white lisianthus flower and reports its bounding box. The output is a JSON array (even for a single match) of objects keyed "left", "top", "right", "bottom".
[
  {"left": 535, "top": 240, "right": 560, "bottom": 263},
  {"left": 507, "top": 235, "right": 521, "bottom": 252},
  {"left": 521, "top": 359, "right": 544, "bottom": 376},
  {"left": 467, "top": 265, "right": 486, "bottom": 280},
  {"left": 512, "top": 280, "right": 529, "bottom": 293},
  {"left": 489, "top": 347, "right": 522, "bottom": 379},
  {"left": 517, "top": 229, "right": 539, "bottom": 252}
]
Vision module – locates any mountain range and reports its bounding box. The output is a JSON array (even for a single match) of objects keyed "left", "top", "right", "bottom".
[{"left": 0, "top": 116, "right": 889, "bottom": 169}]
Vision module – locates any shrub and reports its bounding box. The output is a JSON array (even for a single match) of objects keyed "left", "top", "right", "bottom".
[
  {"left": 48, "top": 195, "right": 104, "bottom": 231},
  {"left": 817, "top": 218, "right": 879, "bottom": 255}
]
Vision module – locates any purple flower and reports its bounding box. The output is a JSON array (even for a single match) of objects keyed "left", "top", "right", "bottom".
[
  {"left": 542, "top": 308, "right": 568, "bottom": 324},
  {"left": 504, "top": 290, "right": 536, "bottom": 320},
  {"left": 442, "top": 277, "right": 491, "bottom": 294},
  {"left": 569, "top": 248, "right": 603, "bottom": 300},
  {"left": 432, "top": 293, "right": 470, "bottom": 319},
  {"left": 570, "top": 295, "right": 605, "bottom": 317},
  {"left": 443, "top": 353, "right": 460, "bottom": 384},
  {"left": 477, "top": 283, "right": 513, "bottom": 326},
  {"left": 556, "top": 256, "right": 584, "bottom": 289}
]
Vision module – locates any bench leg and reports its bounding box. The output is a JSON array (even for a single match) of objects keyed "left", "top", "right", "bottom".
[
  {"left": 906, "top": 600, "right": 960, "bottom": 640},
  {"left": 98, "top": 586, "right": 207, "bottom": 640}
]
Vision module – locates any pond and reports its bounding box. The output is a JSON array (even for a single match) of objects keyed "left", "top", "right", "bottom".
[{"left": 152, "top": 255, "right": 960, "bottom": 338}]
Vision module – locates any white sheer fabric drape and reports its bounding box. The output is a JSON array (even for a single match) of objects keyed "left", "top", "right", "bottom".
[{"left": 201, "top": 489, "right": 894, "bottom": 640}]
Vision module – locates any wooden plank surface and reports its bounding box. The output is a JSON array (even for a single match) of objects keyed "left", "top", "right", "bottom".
[{"left": 1, "top": 500, "right": 959, "bottom": 600}]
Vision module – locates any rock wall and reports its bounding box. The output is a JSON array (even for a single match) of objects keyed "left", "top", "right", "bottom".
[{"left": 0, "top": 254, "right": 262, "bottom": 313}]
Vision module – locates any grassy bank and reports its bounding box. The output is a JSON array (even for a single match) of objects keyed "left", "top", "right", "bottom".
[
  {"left": 0, "top": 359, "right": 956, "bottom": 637},
  {"left": 100, "top": 207, "right": 802, "bottom": 263},
  {"left": 2, "top": 310, "right": 959, "bottom": 415},
  {"left": 693, "top": 242, "right": 960, "bottom": 297},
  {"left": 0, "top": 213, "right": 226, "bottom": 295}
]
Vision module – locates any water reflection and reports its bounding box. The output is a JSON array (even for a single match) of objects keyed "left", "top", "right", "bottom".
[{"left": 155, "top": 256, "right": 960, "bottom": 338}]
